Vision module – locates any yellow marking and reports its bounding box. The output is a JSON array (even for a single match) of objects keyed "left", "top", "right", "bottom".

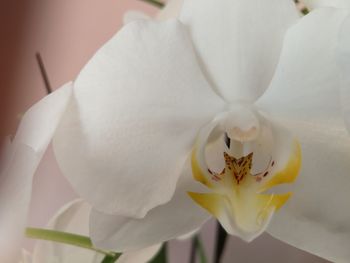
[
  {"left": 189, "top": 138, "right": 301, "bottom": 235},
  {"left": 258, "top": 193, "right": 292, "bottom": 212},
  {"left": 188, "top": 192, "right": 224, "bottom": 218},
  {"left": 191, "top": 148, "right": 213, "bottom": 188},
  {"left": 189, "top": 191, "right": 292, "bottom": 231},
  {"left": 259, "top": 141, "right": 301, "bottom": 193}
]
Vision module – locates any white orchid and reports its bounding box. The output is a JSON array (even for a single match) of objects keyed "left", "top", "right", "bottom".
[
  {"left": 0, "top": 84, "right": 72, "bottom": 263},
  {"left": 11, "top": 0, "right": 350, "bottom": 262},
  {"left": 22, "top": 200, "right": 160, "bottom": 263}
]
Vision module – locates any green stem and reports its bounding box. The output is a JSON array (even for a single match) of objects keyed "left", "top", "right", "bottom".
[
  {"left": 148, "top": 243, "right": 168, "bottom": 263},
  {"left": 214, "top": 222, "right": 227, "bottom": 263},
  {"left": 26, "top": 228, "right": 119, "bottom": 258},
  {"left": 194, "top": 236, "right": 207, "bottom": 263},
  {"left": 138, "top": 0, "right": 165, "bottom": 8}
]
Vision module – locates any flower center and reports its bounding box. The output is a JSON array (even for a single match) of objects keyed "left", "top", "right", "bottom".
[{"left": 188, "top": 107, "right": 301, "bottom": 241}]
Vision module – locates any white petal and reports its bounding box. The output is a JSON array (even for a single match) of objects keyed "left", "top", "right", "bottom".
[
  {"left": 157, "top": 0, "right": 184, "bottom": 21},
  {"left": 13, "top": 83, "right": 72, "bottom": 153},
  {"left": 123, "top": 11, "right": 150, "bottom": 25},
  {"left": 179, "top": 0, "right": 299, "bottom": 102},
  {"left": 53, "top": 20, "right": 224, "bottom": 218},
  {"left": 302, "top": 0, "right": 350, "bottom": 9},
  {"left": 0, "top": 83, "right": 72, "bottom": 263},
  {"left": 89, "top": 159, "right": 210, "bottom": 252},
  {"left": 256, "top": 8, "right": 350, "bottom": 262},
  {"left": 32, "top": 199, "right": 103, "bottom": 263}
]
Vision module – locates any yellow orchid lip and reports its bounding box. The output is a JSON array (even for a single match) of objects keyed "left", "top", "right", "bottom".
[{"left": 188, "top": 138, "right": 302, "bottom": 241}]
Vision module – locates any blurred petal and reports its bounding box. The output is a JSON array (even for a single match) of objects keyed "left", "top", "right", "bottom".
[
  {"left": 19, "top": 250, "right": 32, "bottom": 263},
  {"left": 180, "top": 0, "right": 299, "bottom": 102},
  {"left": 90, "top": 159, "right": 210, "bottom": 252},
  {"left": 256, "top": 8, "right": 350, "bottom": 261},
  {"left": 0, "top": 145, "right": 37, "bottom": 263},
  {"left": 0, "top": 83, "right": 72, "bottom": 263},
  {"left": 53, "top": 20, "right": 224, "bottom": 218}
]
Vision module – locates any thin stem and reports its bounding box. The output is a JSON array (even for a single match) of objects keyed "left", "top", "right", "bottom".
[
  {"left": 189, "top": 237, "right": 197, "bottom": 263},
  {"left": 35, "top": 52, "right": 52, "bottom": 94},
  {"left": 148, "top": 243, "right": 168, "bottom": 263},
  {"left": 26, "top": 228, "right": 118, "bottom": 258},
  {"left": 189, "top": 235, "right": 207, "bottom": 263},
  {"left": 138, "top": 0, "right": 165, "bottom": 8},
  {"left": 213, "top": 223, "right": 228, "bottom": 263},
  {"left": 195, "top": 236, "right": 207, "bottom": 263}
]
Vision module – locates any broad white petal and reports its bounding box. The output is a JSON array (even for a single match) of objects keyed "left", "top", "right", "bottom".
[
  {"left": 256, "top": 8, "right": 350, "bottom": 261},
  {"left": 53, "top": 20, "right": 224, "bottom": 218},
  {"left": 157, "top": 0, "right": 184, "bottom": 21},
  {"left": 303, "top": 0, "right": 350, "bottom": 9},
  {"left": 180, "top": 0, "right": 299, "bottom": 102},
  {"left": 0, "top": 83, "right": 72, "bottom": 263},
  {"left": 90, "top": 159, "right": 210, "bottom": 252}
]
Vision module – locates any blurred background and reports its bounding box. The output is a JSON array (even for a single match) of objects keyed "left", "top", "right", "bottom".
[{"left": 0, "top": 0, "right": 330, "bottom": 262}]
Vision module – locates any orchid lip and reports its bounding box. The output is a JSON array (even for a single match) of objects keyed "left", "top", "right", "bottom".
[{"left": 188, "top": 112, "right": 302, "bottom": 241}]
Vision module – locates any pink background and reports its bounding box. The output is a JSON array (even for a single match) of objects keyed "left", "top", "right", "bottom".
[{"left": 2, "top": 0, "right": 329, "bottom": 262}]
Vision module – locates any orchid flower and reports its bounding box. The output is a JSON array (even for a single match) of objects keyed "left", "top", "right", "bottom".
[
  {"left": 23, "top": 200, "right": 160, "bottom": 263},
  {"left": 53, "top": 0, "right": 302, "bottom": 245},
  {"left": 0, "top": 84, "right": 72, "bottom": 263},
  {"left": 14, "top": 0, "right": 350, "bottom": 261}
]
